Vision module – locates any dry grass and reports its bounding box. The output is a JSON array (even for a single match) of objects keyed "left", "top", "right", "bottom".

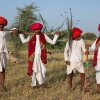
[{"left": 0, "top": 41, "right": 100, "bottom": 100}]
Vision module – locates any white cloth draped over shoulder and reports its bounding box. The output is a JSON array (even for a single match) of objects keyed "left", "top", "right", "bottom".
[{"left": 19, "top": 33, "right": 59, "bottom": 86}]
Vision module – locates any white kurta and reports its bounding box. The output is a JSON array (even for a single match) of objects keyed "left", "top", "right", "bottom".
[
  {"left": 89, "top": 38, "right": 100, "bottom": 59},
  {"left": 0, "top": 31, "right": 9, "bottom": 53},
  {"left": 0, "top": 31, "right": 9, "bottom": 72},
  {"left": 89, "top": 38, "right": 100, "bottom": 84},
  {"left": 19, "top": 33, "right": 58, "bottom": 86},
  {"left": 64, "top": 39, "right": 86, "bottom": 74}
]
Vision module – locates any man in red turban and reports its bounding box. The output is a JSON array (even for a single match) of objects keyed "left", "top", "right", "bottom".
[
  {"left": 0, "top": 16, "right": 8, "bottom": 94},
  {"left": 0, "top": 16, "right": 17, "bottom": 94},
  {"left": 19, "top": 22, "right": 59, "bottom": 88},
  {"left": 89, "top": 24, "right": 100, "bottom": 93},
  {"left": 64, "top": 27, "right": 87, "bottom": 91}
]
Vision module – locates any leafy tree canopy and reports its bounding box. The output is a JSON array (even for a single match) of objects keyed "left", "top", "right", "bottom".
[
  {"left": 12, "top": 3, "right": 38, "bottom": 32},
  {"left": 82, "top": 32, "right": 97, "bottom": 40}
]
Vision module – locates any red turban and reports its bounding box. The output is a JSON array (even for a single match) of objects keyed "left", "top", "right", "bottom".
[
  {"left": 98, "top": 24, "right": 100, "bottom": 32},
  {"left": 0, "top": 16, "right": 7, "bottom": 26},
  {"left": 29, "top": 22, "right": 43, "bottom": 31},
  {"left": 72, "top": 27, "right": 82, "bottom": 39}
]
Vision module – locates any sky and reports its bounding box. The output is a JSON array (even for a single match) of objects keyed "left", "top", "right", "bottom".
[{"left": 0, "top": 0, "right": 100, "bottom": 35}]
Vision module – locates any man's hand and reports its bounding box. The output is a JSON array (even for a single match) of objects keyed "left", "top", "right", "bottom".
[
  {"left": 9, "top": 28, "right": 18, "bottom": 34},
  {"left": 65, "top": 60, "right": 70, "bottom": 65},
  {"left": 85, "top": 44, "right": 90, "bottom": 55},
  {"left": 85, "top": 44, "right": 90, "bottom": 50},
  {"left": 29, "top": 54, "right": 34, "bottom": 61},
  {"left": 85, "top": 50, "right": 89, "bottom": 55}
]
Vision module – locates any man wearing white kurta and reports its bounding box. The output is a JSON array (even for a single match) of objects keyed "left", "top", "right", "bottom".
[
  {"left": 64, "top": 39, "right": 86, "bottom": 74},
  {"left": 0, "top": 31, "right": 9, "bottom": 72},
  {"left": 0, "top": 16, "right": 17, "bottom": 93},
  {"left": 0, "top": 28, "right": 21, "bottom": 72},
  {"left": 89, "top": 38, "right": 100, "bottom": 87},
  {"left": 19, "top": 22, "right": 59, "bottom": 87},
  {"left": 64, "top": 27, "right": 86, "bottom": 91}
]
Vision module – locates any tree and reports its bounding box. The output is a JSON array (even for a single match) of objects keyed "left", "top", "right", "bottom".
[
  {"left": 13, "top": 3, "right": 38, "bottom": 32},
  {"left": 59, "top": 8, "right": 76, "bottom": 49},
  {"left": 10, "top": 3, "right": 38, "bottom": 58},
  {"left": 82, "top": 32, "right": 97, "bottom": 40},
  {"left": 46, "top": 8, "right": 79, "bottom": 49}
]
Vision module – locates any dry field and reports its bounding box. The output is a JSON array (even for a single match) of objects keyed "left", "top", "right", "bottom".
[{"left": 0, "top": 40, "right": 100, "bottom": 100}]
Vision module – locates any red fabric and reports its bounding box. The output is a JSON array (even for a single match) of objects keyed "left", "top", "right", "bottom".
[
  {"left": 98, "top": 24, "right": 100, "bottom": 32},
  {"left": 93, "top": 37, "right": 100, "bottom": 66},
  {"left": 71, "top": 27, "right": 82, "bottom": 39},
  {"left": 29, "top": 22, "right": 43, "bottom": 31},
  {"left": 0, "top": 16, "right": 7, "bottom": 26},
  {"left": 27, "top": 33, "right": 47, "bottom": 76}
]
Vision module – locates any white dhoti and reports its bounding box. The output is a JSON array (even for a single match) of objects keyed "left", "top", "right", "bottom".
[
  {"left": 0, "top": 52, "right": 8, "bottom": 72},
  {"left": 31, "top": 54, "right": 46, "bottom": 87},
  {"left": 95, "top": 60, "right": 100, "bottom": 84},
  {"left": 66, "top": 62, "right": 84, "bottom": 75}
]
